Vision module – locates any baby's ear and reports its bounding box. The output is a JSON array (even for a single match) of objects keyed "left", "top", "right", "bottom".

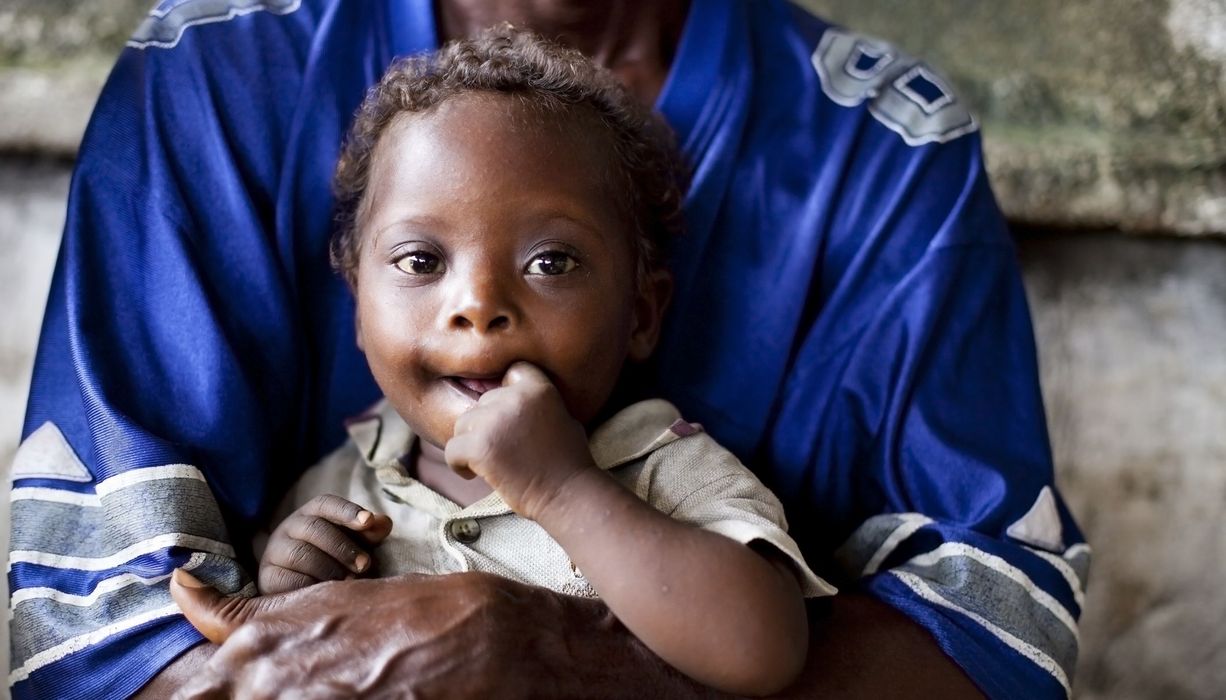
[{"left": 627, "top": 269, "right": 673, "bottom": 362}]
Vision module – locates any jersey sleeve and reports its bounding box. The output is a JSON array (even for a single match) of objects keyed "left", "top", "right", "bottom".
[
  {"left": 8, "top": 7, "right": 311, "bottom": 698},
  {"left": 831, "top": 242, "right": 1088, "bottom": 699},
  {"left": 770, "top": 126, "right": 1089, "bottom": 698}
]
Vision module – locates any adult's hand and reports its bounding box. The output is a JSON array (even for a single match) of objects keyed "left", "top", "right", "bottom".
[{"left": 167, "top": 568, "right": 705, "bottom": 699}]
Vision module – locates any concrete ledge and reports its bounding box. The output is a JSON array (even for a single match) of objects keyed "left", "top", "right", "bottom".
[
  {"left": 988, "top": 126, "right": 1226, "bottom": 236},
  {"left": 0, "top": 62, "right": 109, "bottom": 157},
  {"left": 0, "top": 0, "right": 140, "bottom": 155},
  {"left": 804, "top": 0, "right": 1226, "bottom": 237}
]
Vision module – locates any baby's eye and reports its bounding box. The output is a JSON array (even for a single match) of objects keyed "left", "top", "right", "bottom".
[
  {"left": 394, "top": 251, "right": 443, "bottom": 275},
  {"left": 526, "top": 251, "right": 578, "bottom": 276}
]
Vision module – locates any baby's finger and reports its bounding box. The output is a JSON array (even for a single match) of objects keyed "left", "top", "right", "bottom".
[
  {"left": 502, "top": 361, "right": 550, "bottom": 388},
  {"left": 267, "top": 536, "right": 353, "bottom": 582},
  {"left": 443, "top": 433, "right": 481, "bottom": 480},
  {"left": 299, "top": 493, "right": 377, "bottom": 530},
  {"left": 452, "top": 403, "right": 491, "bottom": 437},
  {"left": 351, "top": 512, "right": 393, "bottom": 546},
  {"left": 284, "top": 515, "right": 371, "bottom": 575},
  {"left": 257, "top": 564, "right": 318, "bottom": 596}
]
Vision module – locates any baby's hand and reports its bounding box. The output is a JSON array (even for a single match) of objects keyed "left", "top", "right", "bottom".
[
  {"left": 258, "top": 494, "right": 393, "bottom": 595},
  {"left": 444, "top": 362, "right": 596, "bottom": 521}
]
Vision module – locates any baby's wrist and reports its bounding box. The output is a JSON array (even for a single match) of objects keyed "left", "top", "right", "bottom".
[{"left": 528, "top": 463, "right": 618, "bottom": 530}]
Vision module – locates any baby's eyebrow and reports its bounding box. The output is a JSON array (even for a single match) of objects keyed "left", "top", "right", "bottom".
[
  {"left": 527, "top": 212, "right": 607, "bottom": 240},
  {"left": 369, "top": 215, "right": 446, "bottom": 247}
]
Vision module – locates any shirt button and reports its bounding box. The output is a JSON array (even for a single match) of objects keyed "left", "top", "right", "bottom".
[{"left": 448, "top": 518, "right": 481, "bottom": 544}]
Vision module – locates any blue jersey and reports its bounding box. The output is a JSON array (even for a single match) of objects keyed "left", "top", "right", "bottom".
[{"left": 10, "top": 0, "right": 1088, "bottom": 697}]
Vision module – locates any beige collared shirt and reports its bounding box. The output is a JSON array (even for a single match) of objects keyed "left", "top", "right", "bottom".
[{"left": 277, "top": 398, "right": 835, "bottom": 598}]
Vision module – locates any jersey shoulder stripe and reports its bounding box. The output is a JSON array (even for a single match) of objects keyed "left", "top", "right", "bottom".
[
  {"left": 809, "top": 26, "right": 978, "bottom": 146},
  {"left": 127, "top": 0, "right": 303, "bottom": 50}
]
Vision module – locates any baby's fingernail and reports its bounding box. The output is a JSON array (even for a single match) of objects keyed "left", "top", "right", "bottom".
[
  {"left": 356, "top": 511, "right": 372, "bottom": 526},
  {"left": 354, "top": 553, "right": 369, "bottom": 572}
]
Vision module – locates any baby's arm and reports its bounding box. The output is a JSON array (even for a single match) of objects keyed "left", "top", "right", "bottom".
[
  {"left": 446, "top": 364, "right": 808, "bottom": 696},
  {"left": 259, "top": 494, "right": 393, "bottom": 594},
  {"left": 539, "top": 467, "right": 808, "bottom": 695}
]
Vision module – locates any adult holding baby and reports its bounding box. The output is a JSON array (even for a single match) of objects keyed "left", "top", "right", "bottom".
[{"left": 9, "top": 0, "right": 1086, "bottom": 698}]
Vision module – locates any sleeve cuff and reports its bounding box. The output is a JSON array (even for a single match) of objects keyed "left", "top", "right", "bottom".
[{"left": 701, "top": 519, "right": 838, "bottom": 598}]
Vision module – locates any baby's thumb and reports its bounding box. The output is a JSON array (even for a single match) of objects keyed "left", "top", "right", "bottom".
[
  {"left": 502, "top": 361, "right": 549, "bottom": 387},
  {"left": 170, "top": 569, "right": 273, "bottom": 644}
]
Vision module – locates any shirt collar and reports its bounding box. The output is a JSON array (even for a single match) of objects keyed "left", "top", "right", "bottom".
[
  {"left": 588, "top": 399, "right": 704, "bottom": 469},
  {"left": 344, "top": 400, "right": 415, "bottom": 469}
]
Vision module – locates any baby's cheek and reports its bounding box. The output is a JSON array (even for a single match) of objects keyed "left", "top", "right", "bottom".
[{"left": 402, "top": 400, "right": 455, "bottom": 449}]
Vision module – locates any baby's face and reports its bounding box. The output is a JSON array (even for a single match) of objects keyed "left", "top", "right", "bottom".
[{"left": 353, "top": 94, "right": 664, "bottom": 449}]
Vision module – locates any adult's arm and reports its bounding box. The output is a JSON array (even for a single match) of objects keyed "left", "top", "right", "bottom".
[
  {"left": 640, "top": 7, "right": 1090, "bottom": 694},
  {"left": 151, "top": 570, "right": 978, "bottom": 699},
  {"left": 6, "top": 6, "right": 327, "bottom": 698},
  {"left": 758, "top": 35, "right": 1091, "bottom": 694},
  {"left": 812, "top": 240, "right": 1091, "bottom": 700}
]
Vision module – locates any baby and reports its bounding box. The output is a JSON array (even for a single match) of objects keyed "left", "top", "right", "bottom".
[{"left": 258, "top": 27, "right": 834, "bottom": 696}]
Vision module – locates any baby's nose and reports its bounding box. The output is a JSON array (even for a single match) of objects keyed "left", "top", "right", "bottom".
[
  {"left": 446, "top": 275, "right": 516, "bottom": 333},
  {"left": 451, "top": 308, "right": 510, "bottom": 332}
]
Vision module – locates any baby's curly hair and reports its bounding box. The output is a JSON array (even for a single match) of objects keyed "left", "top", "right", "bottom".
[{"left": 331, "top": 25, "right": 687, "bottom": 287}]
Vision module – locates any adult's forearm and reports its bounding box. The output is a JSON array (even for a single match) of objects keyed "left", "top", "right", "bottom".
[
  {"left": 549, "top": 588, "right": 983, "bottom": 699},
  {"left": 492, "top": 582, "right": 720, "bottom": 698},
  {"left": 784, "top": 592, "right": 984, "bottom": 699},
  {"left": 576, "top": 588, "right": 984, "bottom": 699},
  {"left": 132, "top": 642, "right": 215, "bottom": 698}
]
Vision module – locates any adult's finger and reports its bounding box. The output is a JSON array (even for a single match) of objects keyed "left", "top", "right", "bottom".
[{"left": 170, "top": 569, "right": 282, "bottom": 644}]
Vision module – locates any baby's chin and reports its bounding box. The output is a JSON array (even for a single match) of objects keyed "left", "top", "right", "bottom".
[
  {"left": 381, "top": 397, "right": 462, "bottom": 455},
  {"left": 411, "top": 416, "right": 460, "bottom": 455}
]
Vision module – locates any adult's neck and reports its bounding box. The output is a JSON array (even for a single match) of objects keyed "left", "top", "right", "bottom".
[{"left": 435, "top": 0, "right": 691, "bottom": 104}]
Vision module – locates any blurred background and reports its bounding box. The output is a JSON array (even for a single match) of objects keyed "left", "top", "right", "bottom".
[{"left": 1, "top": 1, "right": 1223, "bottom": 697}]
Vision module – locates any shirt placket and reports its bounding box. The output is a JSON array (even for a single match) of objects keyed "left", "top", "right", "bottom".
[{"left": 437, "top": 497, "right": 514, "bottom": 571}]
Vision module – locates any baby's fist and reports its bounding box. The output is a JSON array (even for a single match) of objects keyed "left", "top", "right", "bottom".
[
  {"left": 444, "top": 362, "right": 595, "bottom": 520},
  {"left": 259, "top": 494, "right": 393, "bottom": 594}
]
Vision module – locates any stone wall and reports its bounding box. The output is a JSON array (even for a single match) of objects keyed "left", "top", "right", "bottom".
[
  {"left": 0, "top": 0, "right": 144, "bottom": 156},
  {"left": 0, "top": 159, "right": 67, "bottom": 700},
  {"left": 2, "top": 2, "right": 1225, "bottom": 699},
  {"left": 1021, "top": 232, "right": 1226, "bottom": 699},
  {"left": 803, "top": 0, "right": 1226, "bottom": 237}
]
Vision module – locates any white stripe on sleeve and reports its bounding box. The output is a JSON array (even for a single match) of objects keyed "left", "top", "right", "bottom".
[
  {"left": 891, "top": 570, "right": 1071, "bottom": 696},
  {"left": 9, "top": 533, "right": 235, "bottom": 572}
]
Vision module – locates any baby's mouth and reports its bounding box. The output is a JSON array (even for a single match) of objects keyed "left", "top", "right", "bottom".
[{"left": 444, "top": 374, "right": 505, "bottom": 401}]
